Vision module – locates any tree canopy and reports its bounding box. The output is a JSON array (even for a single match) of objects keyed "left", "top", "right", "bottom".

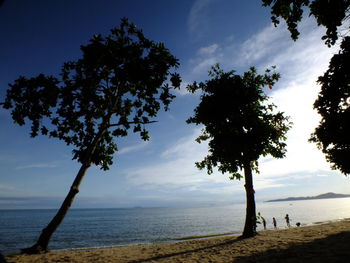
[
  {"left": 1, "top": 18, "right": 180, "bottom": 254},
  {"left": 262, "top": 0, "right": 350, "bottom": 176},
  {"left": 262, "top": 0, "right": 350, "bottom": 46},
  {"left": 310, "top": 36, "right": 350, "bottom": 175},
  {"left": 187, "top": 65, "right": 291, "bottom": 237},
  {"left": 187, "top": 65, "right": 291, "bottom": 178},
  {"left": 3, "top": 18, "right": 180, "bottom": 171}
]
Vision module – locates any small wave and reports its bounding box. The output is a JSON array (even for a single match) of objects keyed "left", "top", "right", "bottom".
[
  {"left": 173, "top": 232, "right": 237, "bottom": 241},
  {"left": 54, "top": 244, "right": 136, "bottom": 253}
]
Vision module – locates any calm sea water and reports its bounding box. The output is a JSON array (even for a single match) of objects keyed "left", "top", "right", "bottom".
[{"left": 1, "top": 198, "right": 350, "bottom": 255}]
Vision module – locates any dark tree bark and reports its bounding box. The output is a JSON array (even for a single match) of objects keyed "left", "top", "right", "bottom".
[
  {"left": 187, "top": 66, "right": 290, "bottom": 240},
  {"left": 0, "top": 252, "right": 8, "bottom": 263},
  {"left": 3, "top": 19, "right": 180, "bottom": 255},
  {"left": 21, "top": 128, "right": 107, "bottom": 254},
  {"left": 242, "top": 162, "right": 257, "bottom": 238},
  {"left": 21, "top": 162, "right": 90, "bottom": 254}
]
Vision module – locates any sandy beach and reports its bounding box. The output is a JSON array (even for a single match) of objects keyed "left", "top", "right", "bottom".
[{"left": 6, "top": 218, "right": 350, "bottom": 263}]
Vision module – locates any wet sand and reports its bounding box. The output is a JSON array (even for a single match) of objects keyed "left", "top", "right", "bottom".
[{"left": 6, "top": 218, "right": 350, "bottom": 263}]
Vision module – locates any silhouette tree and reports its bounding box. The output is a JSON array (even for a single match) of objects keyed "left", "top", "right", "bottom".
[
  {"left": 262, "top": 0, "right": 350, "bottom": 47},
  {"left": 2, "top": 18, "right": 180, "bottom": 254},
  {"left": 187, "top": 65, "right": 291, "bottom": 237},
  {"left": 310, "top": 37, "right": 350, "bottom": 175},
  {"left": 262, "top": 0, "right": 350, "bottom": 175}
]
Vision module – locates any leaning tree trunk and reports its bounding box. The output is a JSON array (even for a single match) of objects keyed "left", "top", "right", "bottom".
[
  {"left": 242, "top": 161, "right": 257, "bottom": 238},
  {"left": 20, "top": 162, "right": 91, "bottom": 254},
  {"left": 21, "top": 128, "right": 107, "bottom": 254}
]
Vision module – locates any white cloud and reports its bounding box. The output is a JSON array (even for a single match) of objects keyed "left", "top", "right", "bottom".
[
  {"left": 123, "top": 126, "right": 292, "bottom": 197},
  {"left": 256, "top": 30, "right": 339, "bottom": 179},
  {"left": 188, "top": 0, "right": 217, "bottom": 39},
  {"left": 118, "top": 141, "right": 150, "bottom": 155},
  {"left": 198, "top": 43, "right": 219, "bottom": 56},
  {"left": 125, "top": 18, "right": 344, "bottom": 200},
  {"left": 174, "top": 80, "right": 192, "bottom": 96},
  {"left": 15, "top": 163, "right": 57, "bottom": 170},
  {"left": 189, "top": 43, "right": 223, "bottom": 75},
  {"left": 125, "top": 128, "right": 233, "bottom": 189},
  {"left": 186, "top": 18, "right": 341, "bottom": 185},
  {"left": 239, "top": 24, "right": 290, "bottom": 63},
  {"left": 188, "top": 19, "right": 336, "bottom": 77},
  {"left": 187, "top": 23, "right": 287, "bottom": 77},
  {"left": 0, "top": 184, "right": 14, "bottom": 191},
  {"left": 254, "top": 178, "right": 292, "bottom": 190}
]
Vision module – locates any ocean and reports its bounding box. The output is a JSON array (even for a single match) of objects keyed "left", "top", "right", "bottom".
[{"left": 1, "top": 198, "right": 350, "bottom": 255}]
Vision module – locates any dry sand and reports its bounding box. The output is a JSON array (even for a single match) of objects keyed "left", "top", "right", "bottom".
[{"left": 6, "top": 218, "right": 350, "bottom": 263}]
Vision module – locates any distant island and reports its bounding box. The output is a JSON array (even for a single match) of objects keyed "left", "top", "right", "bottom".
[{"left": 267, "top": 192, "right": 350, "bottom": 202}]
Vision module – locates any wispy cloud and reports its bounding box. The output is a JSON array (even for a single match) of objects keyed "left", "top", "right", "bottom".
[
  {"left": 240, "top": 21, "right": 340, "bottom": 185},
  {"left": 115, "top": 18, "right": 346, "bottom": 205},
  {"left": 174, "top": 80, "right": 192, "bottom": 96},
  {"left": 125, "top": 128, "right": 235, "bottom": 188},
  {"left": 187, "top": 19, "right": 336, "bottom": 77},
  {"left": 123, "top": 126, "right": 290, "bottom": 203},
  {"left": 15, "top": 163, "right": 57, "bottom": 170},
  {"left": 254, "top": 178, "right": 292, "bottom": 190},
  {"left": 239, "top": 24, "right": 289, "bottom": 64},
  {"left": 198, "top": 43, "right": 219, "bottom": 56},
  {"left": 0, "top": 184, "right": 14, "bottom": 191},
  {"left": 189, "top": 43, "right": 222, "bottom": 75},
  {"left": 0, "top": 195, "right": 64, "bottom": 209},
  {"left": 188, "top": 0, "right": 217, "bottom": 40},
  {"left": 137, "top": 19, "right": 342, "bottom": 197},
  {"left": 118, "top": 141, "right": 150, "bottom": 155}
]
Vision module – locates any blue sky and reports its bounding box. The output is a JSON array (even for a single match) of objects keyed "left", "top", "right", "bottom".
[{"left": 0, "top": 0, "right": 349, "bottom": 209}]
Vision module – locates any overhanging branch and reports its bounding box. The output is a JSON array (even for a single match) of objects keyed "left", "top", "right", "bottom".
[{"left": 108, "top": 120, "right": 157, "bottom": 127}]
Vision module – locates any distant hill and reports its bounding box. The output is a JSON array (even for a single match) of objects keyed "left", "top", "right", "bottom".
[{"left": 267, "top": 192, "right": 350, "bottom": 202}]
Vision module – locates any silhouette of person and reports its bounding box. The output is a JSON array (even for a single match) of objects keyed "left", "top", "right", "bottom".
[
  {"left": 257, "top": 212, "right": 266, "bottom": 230},
  {"left": 285, "top": 214, "right": 291, "bottom": 227},
  {"left": 262, "top": 217, "right": 266, "bottom": 230},
  {"left": 272, "top": 217, "right": 277, "bottom": 229}
]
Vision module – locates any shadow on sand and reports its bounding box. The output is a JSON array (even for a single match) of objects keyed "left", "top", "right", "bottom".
[
  {"left": 130, "top": 231, "right": 350, "bottom": 263},
  {"left": 129, "top": 237, "right": 243, "bottom": 263},
  {"left": 234, "top": 231, "right": 350, "bottom": 263}
]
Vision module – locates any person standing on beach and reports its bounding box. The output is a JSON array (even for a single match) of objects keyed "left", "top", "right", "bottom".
[
  {"left": 262, "top": 216, "right": 266, "bottom": 230},
  {"left": 285, "top": 214, "right": 291, "bottom": 228},
  {"left": 256, "top": 212, "right": 266, "bottom": 230},
  {"left": 273, "top": 217, "right": 277, "bottom": 229}
]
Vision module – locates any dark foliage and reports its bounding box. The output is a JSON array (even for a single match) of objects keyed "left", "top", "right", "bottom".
[
  {"left": 310, "top": 37, "right": 350, "bottom": 174},
  {"left": 187, "top": 65, "right": 291, "bottom": 237},
  {"left": 187, "top": 65, "right": 291, "bottom": 178},
  {"left": 262, "top": 1, "right": 350, "bottom": 176},
  {"left": 3, "top": 18, "right": 180, "bottom": 170},
  {"left": 262, "top": 0, "right": 350, "bottom": 46},
  {"left": 1, "top": 18, "right": 180, "bottom": 253}
]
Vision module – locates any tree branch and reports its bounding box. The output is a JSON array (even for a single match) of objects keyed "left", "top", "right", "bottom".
[{"left": 108, "top": 120, "right": 157, "bottom": 127}]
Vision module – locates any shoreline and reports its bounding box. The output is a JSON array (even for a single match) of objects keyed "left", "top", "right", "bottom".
[
  {"left": 6, "top": 218, "right": 350, "bottom": 262},
  {"left": 49, "top": 218, "right": 349, "bottom": 252},
  {"left": 47, "top": 218, "right": 348, "bottom": 254}
]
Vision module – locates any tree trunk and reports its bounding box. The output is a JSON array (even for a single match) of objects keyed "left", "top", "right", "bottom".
[
  {"left": 21, "top": 162, "right": 91, "bottom": 254},
  {"left": 21, "top": 127, "right": 107, "bottom": 254},
  {"left": 242, "top": 161, "right": 257, "bottom": 238}
]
